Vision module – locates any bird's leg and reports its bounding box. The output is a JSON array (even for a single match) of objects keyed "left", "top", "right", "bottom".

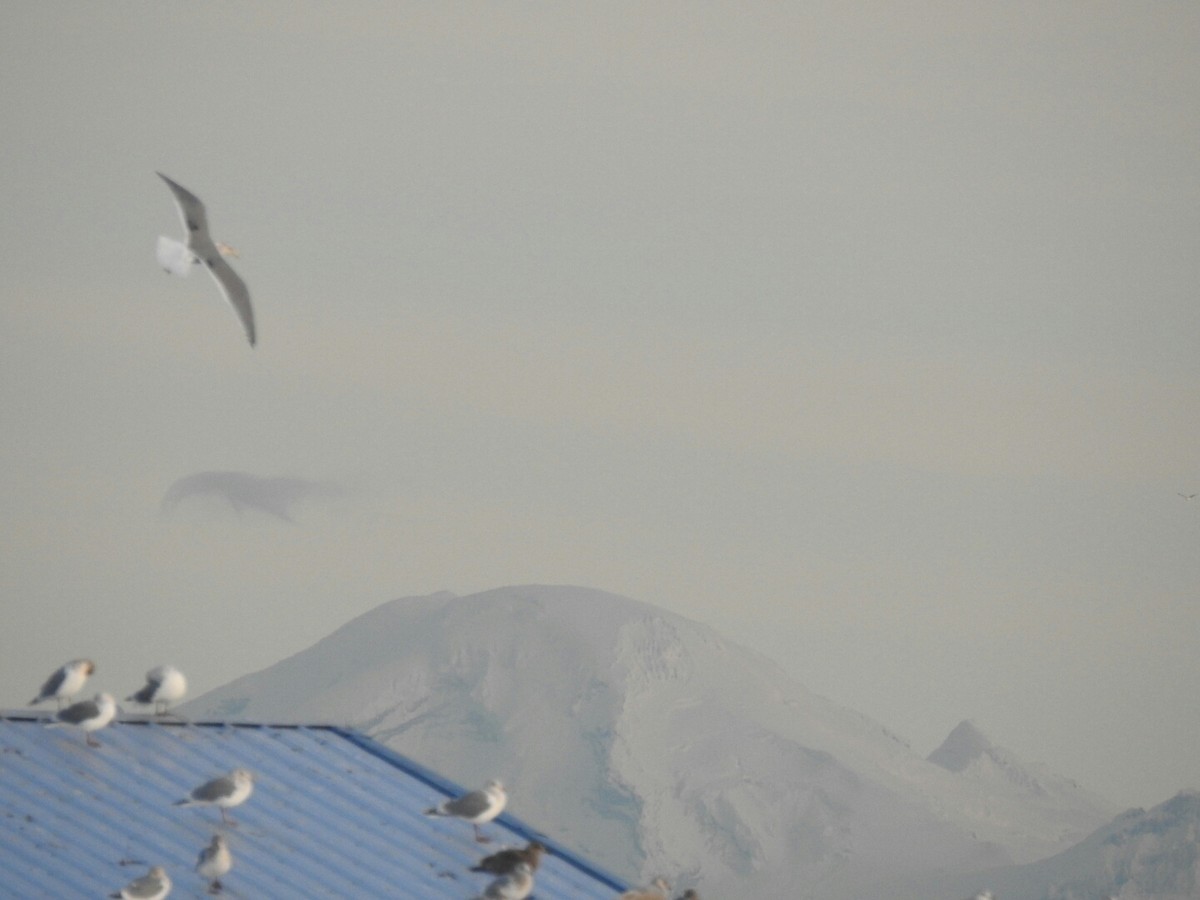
[
  {"left": 474, "top": 825, "right": 491, "bottom": 843},
  {"left": 86, "top": 734, "right": 100, "bottom": 748}
]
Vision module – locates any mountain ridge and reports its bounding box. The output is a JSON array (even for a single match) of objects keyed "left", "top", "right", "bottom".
[{"left": 185, "top": 585, "right": 1116, "bottom": 898}]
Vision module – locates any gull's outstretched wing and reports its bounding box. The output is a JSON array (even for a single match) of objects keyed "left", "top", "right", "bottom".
[
  {"left": 200, "top": 252, "right": 256, "bottom": 346},
  {"left": 157, "top": 171, "right": 210, "bottom": 242},
  {"left": 156, "top": 172, "right": 256, "bottom": 346},
  {"left": 155, "top": 235, "right": 194, "bottom": 277}
]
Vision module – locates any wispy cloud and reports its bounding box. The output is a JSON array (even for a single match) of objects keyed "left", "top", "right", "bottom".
[{"left": 160, "top": 471, "right": 341, "bottom": 523}]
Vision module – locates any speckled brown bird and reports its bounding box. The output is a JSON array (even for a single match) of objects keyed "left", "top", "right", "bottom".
[{"left": 470, "top": 840, "right": 546, "bottom": 876}]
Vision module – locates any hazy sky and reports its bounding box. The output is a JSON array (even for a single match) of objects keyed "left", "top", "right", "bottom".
[{"left": 2, "top": 3, "right": 1198, "bottom": 810}]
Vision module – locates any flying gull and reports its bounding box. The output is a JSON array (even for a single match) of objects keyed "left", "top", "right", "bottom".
[
  {"left": 156, "top": 172, "right": 255, "bottom": 346},
  {"left": 474, "top": 861, "right": 534, "bottom": 900},
  {"left": 195, "top": 833, "right": 233, "bottom": 894},
  {"left": 470, "top": 840, "right": 546, "bottom": 876},
  {"left": 46, "top": 692, "right": 117, "bottom": 747},
  {"left": 1180, "top": 493, "right": 1197, "bottom": 501},
  {"left": 126, "top": 665, "right": 188, "bottom": 715},
  {"left": 619, "top": 877, "right": 671, "bottom": 900},
  {"left": 176, "top": 769, "right": 255, "bottom": 825},
  {"left": 424, "top": 779, "right": 507, "bottom": 843},
  {"left": 30, "top": 658, "right": 95, "bottom": 709},
  {"left": 109, "top": 865, "right": 172, "bottom": 900}
]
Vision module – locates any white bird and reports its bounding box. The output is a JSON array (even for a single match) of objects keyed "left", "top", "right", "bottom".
[
  {"left": 1179, "top": 493, "right": 1196, "bottom": 501},
  {"left": 126, "top": 665, "right": 188, "bottom": 715},
  {"left": 156, "top": 172, "right": 255, "bottom": 346},
  {"left": 45, "top": 692, "right": 117, "bottom": 747},
  {"left": 195, "top": 833, "right": 233, "bottom": 894},
  {"left": 619, "top": 877, "right": 671, "bottom": 900},
  {"left": 29, "top": 658, "right": 95, "bottom": 708},
  {"left": 109, "top": 865, "right": 172, "bottom": 900},
  {"left": 424, "top": 779, "right": 507, "bottom": 843},
  {"left": 176, "top": 769, "right": 255, "bottom": 825},
  {"left": 475, "top": 861, "right": 534, "bottom": 900}
]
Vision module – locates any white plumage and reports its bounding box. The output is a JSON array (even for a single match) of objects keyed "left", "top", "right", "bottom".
[{"left": 156, "top": 172, "right": 256, "bottom": 346}]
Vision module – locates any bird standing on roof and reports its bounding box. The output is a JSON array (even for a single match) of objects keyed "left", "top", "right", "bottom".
[
  {"left": 155, "top": 172, "right": 256, "bottom": 347},
  {"left": 475, "top": 861, "right": 534, "bottom": 900},
  {"left": 175, "top": 769, "right": 255, "bottom": 825},
  {"left": 29, "top": 658, "right": 95, "bottom": 709},
  {"left": 126, "top": 665, "right": 188, "bottom": 715},
  {"left": 470, "top": 840, "right": 546, "bottom": 876},
  {"left": 618, "top": 877, "right": 671, "bottom": 899},
  {"left": 45, "top": 692, "right": 117, "bottom": 747},
  {"left": 424, "top": 778, "right": 507, "bottom": 843},
  {"left": 109, "top": 865, "right": 172, "bottom": 900},
  {"left": 195, "top": 833, "right": 232, "bottom": 894}
]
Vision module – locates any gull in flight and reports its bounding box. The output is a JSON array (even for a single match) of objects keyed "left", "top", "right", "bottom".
[
  {"left": 46, "top": 692, "right": 117, "bottom": 747},
  {"left": 156, "top": 172, "right": 255, "bottom": 346},
  {"left": 1179, "top": 493, "right": 1197, "bottom": 501},
  {"left": 195, "top": 833, "right": 233, "bottom": 894},
  {"left": 126, "top": 665, "right": 188, "bottom": 715},
  {"left": 109, "top": 865, "right": 172, "bottom": 900},
  {"left": 176, "top": 769, "right": 256, "bottom": 825},
  {"left": 425, "top": 779, "right": 507, "bottom": 842},
  {"left": 29, "top": 658, "right": 95, "bottom": 709}
]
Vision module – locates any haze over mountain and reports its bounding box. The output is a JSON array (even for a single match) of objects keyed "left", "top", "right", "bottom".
[{"left": 186, "top": 585, "right": 1119, "bottom": 898}]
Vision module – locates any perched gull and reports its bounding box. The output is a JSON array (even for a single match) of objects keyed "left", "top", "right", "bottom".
[
  {"left": 176, "top": 769, "right": 255, "bottom": 825},
  {"left": 126, "top": 665, "right": 188, "bottom": 715},
  {"left": 475, "top": 861, "right": 534, "bottom": 900},
  {"left": 425, "top": 779, "right": 507, "bottom": 843},
  {"left": 619, "top": 877, "right": 671, "bottom": 900},
  {"left": 109, "top": 865, "right": 171, "bottom": 900},
  {"left": 195, "top": 833, "right": 232, "bottom": 894},
  {"left": 46, "top": 692, "right": 117, "bottom": 747},
  {"left": 156, "top": 172, "right": 255, "bottom": 346},
  {"left": 470, "top": 840, "right": 546, "bottom": 876},
  {"left": 29, "top": 658, "right": 95, "bottom": 708}
]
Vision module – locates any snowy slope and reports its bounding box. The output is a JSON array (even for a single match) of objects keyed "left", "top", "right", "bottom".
[
  {"left": 926, "top": 791, "right": 1200, "bottom": 900},
  {"left": 186, "top": 585, "right": 1114, "bottom": 898},
  {"left": 928, "top": 720, "right": 1117, "bottom": 859}
]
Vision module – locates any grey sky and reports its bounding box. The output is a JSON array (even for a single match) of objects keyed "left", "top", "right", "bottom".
[{"left": 2, "top": 3, "right": 1198, "bottom": 810}]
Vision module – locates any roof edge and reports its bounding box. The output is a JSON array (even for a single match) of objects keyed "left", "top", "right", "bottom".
[{"left": 334, "top": 726, "right": 629, "bottom": 891}]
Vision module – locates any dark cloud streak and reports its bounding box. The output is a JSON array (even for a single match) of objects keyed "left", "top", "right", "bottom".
[{"left": 160, "top": 471, "right": 340, "bottom": 523}]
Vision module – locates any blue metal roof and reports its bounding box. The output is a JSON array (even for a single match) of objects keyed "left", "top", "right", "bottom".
[{"left": 0, "top": 713, "right": 627, "bottom": 898}]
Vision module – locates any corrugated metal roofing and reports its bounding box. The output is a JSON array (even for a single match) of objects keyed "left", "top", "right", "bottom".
[{"left": 0, "top": 713, "right": 627, "bottom": 898}]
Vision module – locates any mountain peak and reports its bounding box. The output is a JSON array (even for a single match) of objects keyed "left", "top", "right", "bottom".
[
  {"left": 186, "top": 586, "right": 1113, "bottom": 897},
  {"left": 928, "top": 719, "right": 994, "bottom": 772}
]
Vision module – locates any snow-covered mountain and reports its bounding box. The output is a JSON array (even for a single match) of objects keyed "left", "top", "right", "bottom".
[
  {"left": 929, "top": 790, "right": 1200, "bottom": 900},
  {"left": 928, "top": 720, "right": 1116, "bottom": 858},
  {"left": 185, "top": 585, "right": 1115, "bottom": 898}
]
